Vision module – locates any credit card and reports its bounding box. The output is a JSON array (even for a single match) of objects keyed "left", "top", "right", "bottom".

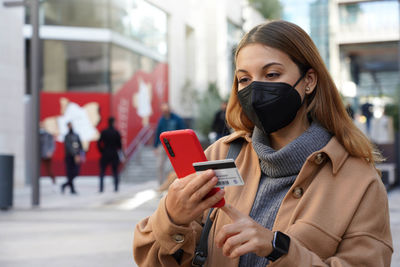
[{"left": 193, "top": 159, "right": 244, "bottom": 187}]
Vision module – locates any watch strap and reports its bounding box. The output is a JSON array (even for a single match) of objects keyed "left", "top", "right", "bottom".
[
  {"left": 266, "top": 231, "right": 290, "bottom": 262},
  {"left": 266, "top": 246, "right": 283, "bottom": 262}
]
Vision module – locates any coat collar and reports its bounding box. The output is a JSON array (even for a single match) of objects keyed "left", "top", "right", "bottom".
[
  {"left": 223, "top": 130, "right": 251, "bottom": 144},
  {"left": 318, "top": 136, "right": 349, "bottom": 175},
  {"left": 224, "top": 131, "right": 349, "bottom": 175}
]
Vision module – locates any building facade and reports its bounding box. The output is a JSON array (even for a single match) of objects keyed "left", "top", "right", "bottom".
[
  {"left": 2, "top": 0, "right": 249, "bottom": 185},
  {"left": 333, "top": 0, "right": 399, "bottom": 99},
  {"left": 281, "top": 0, "right": 399, "bottom": 185},
  {"left": 281, "top": 0, "right": 399, "bottom": 100}
]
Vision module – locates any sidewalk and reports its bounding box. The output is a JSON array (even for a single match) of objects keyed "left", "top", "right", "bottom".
[
  {"left": 1, "top": 177, "right": 400, "bottom": 266},
  {"left": 12, "top": 176, "right": 159, "bottom": 210},
  {"left": 0, "top": 176, "right": 161, "bottom": 267},
  {"left": 389, "top": 187, "right": 400, "bottom": 266}
]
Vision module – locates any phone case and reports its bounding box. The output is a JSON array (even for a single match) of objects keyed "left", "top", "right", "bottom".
[{"left": 160, "top": 129, "right": 225, "bottom": 208}]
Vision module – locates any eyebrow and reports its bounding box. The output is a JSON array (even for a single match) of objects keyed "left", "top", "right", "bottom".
[{"left": 236, "top": 62, "right": 284, "bottom": 74}]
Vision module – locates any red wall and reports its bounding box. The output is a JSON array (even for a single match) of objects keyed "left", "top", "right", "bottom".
[
  {"left": 40, "top": 92, "right": 110, "bottom": 175},
  {"left": 40, "top": 63, "right": 168, "bottom": 177},
  {"left": 112, "top": 63, "right": 169, "bottom": 154}
]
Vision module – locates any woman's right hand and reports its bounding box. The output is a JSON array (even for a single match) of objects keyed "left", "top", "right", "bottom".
[{"left": 165, "top": 169, "right": 225, "bottom": 226}]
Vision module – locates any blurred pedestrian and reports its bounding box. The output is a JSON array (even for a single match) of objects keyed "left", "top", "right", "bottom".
[
  {"left": 211, "top": 101, "right": 231, "bottom": 140},
  {"left": 361, "top": 101, "right": 373, "bottom": 134},
  {"left": 97, "top": 117, "right": 122, "bottom": 193},
  {"left": 61, "top": 122, "right": 83, "bottom": 195},
  {"left": 153, "top": 103, "right": 186, "bottom": 186},
  {"left": 134, "top": 21, "right": 392, "bottom": 266},
  {"left": 40, "top": 123, "right": 56, "bottom": 184}
]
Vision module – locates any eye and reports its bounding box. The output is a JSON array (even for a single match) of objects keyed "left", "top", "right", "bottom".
[
  {"left": 266, "top": 72, "right": 280, "bottom": 79},
  {"left": 238, "top": 77, "right": 250, "bottom": 84}
]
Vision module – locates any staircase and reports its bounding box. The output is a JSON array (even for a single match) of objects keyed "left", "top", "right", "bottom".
[{"left": 121, "top": 145, "right": 173, "bottom": 184}]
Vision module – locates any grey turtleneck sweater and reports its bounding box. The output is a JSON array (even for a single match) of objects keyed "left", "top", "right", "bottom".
[{"left": 239, "top": 122, "right": 332, "bottom": 267}]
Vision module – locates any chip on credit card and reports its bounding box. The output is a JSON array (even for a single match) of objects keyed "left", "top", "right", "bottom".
[{"left": 193, "top": 159, "right": 244, "bottom": 187}]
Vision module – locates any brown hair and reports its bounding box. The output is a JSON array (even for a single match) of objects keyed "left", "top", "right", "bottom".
[{"left": 226, "top": 20, "right": 381, "bottom": 163}]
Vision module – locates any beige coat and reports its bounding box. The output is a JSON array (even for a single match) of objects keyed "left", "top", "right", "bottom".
[{"left": 134, "top": 131, "right": 393, "bottom": 266}]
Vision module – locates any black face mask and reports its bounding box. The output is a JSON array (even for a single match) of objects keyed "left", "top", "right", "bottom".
[{"left": 237, "top": 73, "right": 306, "bottom": 134}]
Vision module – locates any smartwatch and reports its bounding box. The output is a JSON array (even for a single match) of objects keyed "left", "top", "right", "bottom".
[{"left": 266, "top": 231, "right": 290, "bottom": 262}]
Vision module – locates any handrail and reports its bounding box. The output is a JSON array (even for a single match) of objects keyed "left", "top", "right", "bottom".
[{"left": 122, "top": 124, "right": 155, "bottom": 168}]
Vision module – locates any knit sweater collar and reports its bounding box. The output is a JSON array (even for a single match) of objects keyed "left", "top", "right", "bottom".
[{"left": 252, "top": 122, "right": 332, "bottom": 178}]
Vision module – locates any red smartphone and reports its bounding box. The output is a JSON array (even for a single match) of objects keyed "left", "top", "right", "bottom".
[{"left": 160, "top": 129, "right": 225, "bottom": 208}]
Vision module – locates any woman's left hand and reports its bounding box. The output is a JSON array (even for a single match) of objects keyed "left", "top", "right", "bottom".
[{"left": 215, "top": 204, "right": 274, "bottom": 259}]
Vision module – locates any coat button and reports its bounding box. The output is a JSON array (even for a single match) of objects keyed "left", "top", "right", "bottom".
[
  {"left": 292, "top": 187, "right": 304, "bottom": 199},
  {"left": 172, "top": 233, "right": 185, "bottom": 243},
  {"left": 314, "top": 153, "right": 325, "bottom": 165}
]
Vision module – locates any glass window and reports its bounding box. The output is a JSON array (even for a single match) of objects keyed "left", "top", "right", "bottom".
[
  {"left": 41, "top": 0, "right": 109, "bottom": 28},
  {"left": 339, "top": 1, "right": 399, "bottom": 35},
  {"left": 26, "top": 0, "right": 168, "bottom": 57},
  {"left": 281, "top": 0, "right": 316, "bottom": 33},
  {"left": 42, "top": 40, "right": 110, "bottom": 93},
  {"left": 281, "top": 0, "right": 330, "bottom": 67},
  {"left": 309, "top": 0, "right": 329, "bottom": 68},
  {"left": 110, "top": 44, "right": 157, "bottom": 94},
  {"left": 111, "top": 44, "right": 141, "bottom": 94},
  {"left": 110, "top": 0, "right": 168, "bottom": 56}
]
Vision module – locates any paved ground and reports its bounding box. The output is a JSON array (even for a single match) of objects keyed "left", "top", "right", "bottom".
[
  {"left": 1, "top": 177, "right": 399, "bottom": 266},
  {"left": 0, "top": 177, "right": 162, "bottom": 267},
  {"left": 389, "top": 186, "right": 400, "bottom": 266}
]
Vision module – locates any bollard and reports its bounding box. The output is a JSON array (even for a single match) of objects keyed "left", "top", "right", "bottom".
[{"left": 0, "top": 155, "right": 14, "bottom": 210}]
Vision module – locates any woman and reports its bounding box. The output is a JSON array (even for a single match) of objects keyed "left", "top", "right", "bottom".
[{"left": 133, "top": 21, "right": 392, "bottom": 266}]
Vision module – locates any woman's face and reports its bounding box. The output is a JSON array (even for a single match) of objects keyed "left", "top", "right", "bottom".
[{"left": 235, "top": 43, "right": 308, "bottom": 98}]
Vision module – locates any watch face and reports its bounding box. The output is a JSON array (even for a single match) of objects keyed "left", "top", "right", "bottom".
[{"left": 274, "top": 231, "right": 290, "bottom": 253}]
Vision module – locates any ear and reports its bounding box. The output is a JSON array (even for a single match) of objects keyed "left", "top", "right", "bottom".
[{"left": 304, "top": 68, "right": 317, "bottom": 95}]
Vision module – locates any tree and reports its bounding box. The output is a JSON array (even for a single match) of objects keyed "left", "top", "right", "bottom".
[
  {"left": 248, "top": 0, "right": 282, "bottom": 20},
  {"left": 194, "top": 82, "right": 223, "bottom": 139},
  {"left": 385, "top": 85, "right": 400, "bottom": 132}
]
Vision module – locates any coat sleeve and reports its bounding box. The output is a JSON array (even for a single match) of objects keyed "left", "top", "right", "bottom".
[
  {"left": 177, "top": 116, "right": 186, "bottom": 130},
  {"left": 271, "top": 178, "right": 393, "bottom": 267},
  {"left": 133, "top": 196, "right": 204, "bottom": 267}
]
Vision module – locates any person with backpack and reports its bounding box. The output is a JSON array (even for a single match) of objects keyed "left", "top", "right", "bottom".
[{"left": 61, "top": 122, "right": 83, "bottom": 195}]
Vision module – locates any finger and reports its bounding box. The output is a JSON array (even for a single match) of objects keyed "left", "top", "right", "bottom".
[
  {"left": 220, "top": 204, "right": 243, "bottom": 221},
  {"left": 222, "top": 233, "right": 248, "bottom": 257},
  {"left": 184, "top": 169, "right": 215, "bottom": 195},
  {"left": 177, "top": 171, "right": 198, "bottom": 183},
  {"left": 215, "top": 222, "right": 241, "bottom": 248},
  {"left": 229, "top": 241, "right": 254, "bottom": 258},
  {"left": 198, "top": 188, "right": 225, "bottom": 211},
  {"left": 189, "top": 175, "right": 219, "bottom": 202}
]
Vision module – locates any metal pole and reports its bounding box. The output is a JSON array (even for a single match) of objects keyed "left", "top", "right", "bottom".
[
  {"left": 397, "top": 0, "right": 400, "bottom": 186},
  {"left": 398, "top": 0, "right": 400, "bottom": 129},
  {"left": 30, "top": 0, "right": 40, "bottom": 206}
]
